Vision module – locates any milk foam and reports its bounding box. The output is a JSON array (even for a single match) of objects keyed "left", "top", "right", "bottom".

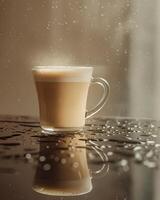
[{"left": 32, "top": 66, "right": 93, "bottom": 82}]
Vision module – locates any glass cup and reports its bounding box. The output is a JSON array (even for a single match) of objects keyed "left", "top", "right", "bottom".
[{"left": 32, "top": 66, "right": 110, "bottom": 132}]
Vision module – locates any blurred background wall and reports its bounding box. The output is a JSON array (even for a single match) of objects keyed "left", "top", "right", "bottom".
[{"left": 0, "top": 0, "right": 159, "bottom": 119}]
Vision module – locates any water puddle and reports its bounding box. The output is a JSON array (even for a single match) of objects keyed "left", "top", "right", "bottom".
[{"left": 0, "top": 118, "right": 160, "bottom": 171}]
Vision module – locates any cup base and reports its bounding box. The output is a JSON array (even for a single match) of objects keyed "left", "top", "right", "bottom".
[{"left": 41, "top": 126, "right": 84, "bottom": 135}]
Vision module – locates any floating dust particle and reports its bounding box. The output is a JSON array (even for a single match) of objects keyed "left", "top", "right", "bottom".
[{"left": 150, "top": 124, "right": 155, "bottom": 128}]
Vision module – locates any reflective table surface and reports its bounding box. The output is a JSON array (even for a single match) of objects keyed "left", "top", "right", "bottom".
[{"left": 0, "top": 116, "right": 160, "bottom": 200}]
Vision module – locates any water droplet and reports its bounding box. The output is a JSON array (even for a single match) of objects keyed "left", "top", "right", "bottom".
[
  {"left": 134, "top": 146, "right": 142, "bottom": 151},
  {"left": 73, "top": 162, "right": 79, "bottom": 168},
  {"left": 107, "top": 152, "right": 113, "bottom": 156},
  {"left": 143, "top": 160, "right": 157, "bottom": 168},
  {"left": 25, "top": 153, "right": 31, "bottom": 159},
  {"left": 147, "top": 140, "right": 155, "bottom": 145},
  {"left": 88, "top": 152, "right": 95, "bottom": 160},
  {"left": 43, "top": 164, "right": 51, "bottom": 171},
  {"left": 140, "top": 141, "right": 146, "bottom": 145},
  {"left": 135, "top": 152, "right": 143, "bottom": 162},
  {"left": 39, "top": 156, "right": 46, "bottom": 162},
  {"left": 61, "top": 158, "right": 67, "bottom": 164},
  {"left": 146, "top": 150, "right": 153, "bottom": 158},
  {"left": 70, "top": 153, "right": 75, "bottom": 158},
  {"left": 54, "top": 156, "right": 59, "bottom": 162},
  {"left": 119, "top": 159, "right": 129, "bottom": 172},
  {"left": 119, "top": 159, "right": 128, "bottom": 167}
]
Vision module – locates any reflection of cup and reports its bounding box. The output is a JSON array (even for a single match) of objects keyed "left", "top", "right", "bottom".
[
  {"left": 32, "top": 66, "right": 110, "bottom": 132},
  {"left": 33, "top": 134, "right": 92, "bottom": 196},
  {"left": 32, "top": 133, "right": 108, "bottom": 196}
]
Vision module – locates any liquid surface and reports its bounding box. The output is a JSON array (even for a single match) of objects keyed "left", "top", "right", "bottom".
[
  {"left": 33, "top": 66, "right": 93, "bottom": 82},
  {"left": 0, "top": 116, "right": 160, "bottom": 199}
]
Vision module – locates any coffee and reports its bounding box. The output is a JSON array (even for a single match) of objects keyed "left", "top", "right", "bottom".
[
  {"left": 33, "top": 134, "right": 92, "bottom": 196},
  {"left": 33, "top": 67, "right": 92, "bottom": 131}
]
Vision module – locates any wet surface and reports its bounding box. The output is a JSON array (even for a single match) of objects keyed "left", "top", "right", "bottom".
[{"left": 0, "top": 116, "right": 160, "bottom": 199}]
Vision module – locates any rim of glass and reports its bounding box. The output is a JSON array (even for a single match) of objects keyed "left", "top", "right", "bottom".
[{"left": 32, "top": 66, "right": 93, "bottom": 71}]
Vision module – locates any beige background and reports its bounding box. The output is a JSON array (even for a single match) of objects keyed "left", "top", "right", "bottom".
[
  {"left": 1, "top": 1, "right": 160, "bottom": 198},
  {"left": 0, "top": 0, "right": 160, "bottom": 119}
]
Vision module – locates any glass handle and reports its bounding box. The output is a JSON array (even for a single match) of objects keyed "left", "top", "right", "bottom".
[
  {"left": 85, "top": 77, "right": 110, "bottom": 119},
  {"left": 89, "top": 142, "right": 109, "bottom": 179}
]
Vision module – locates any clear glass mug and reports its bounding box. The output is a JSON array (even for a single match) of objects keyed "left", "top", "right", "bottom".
[{"left": 32, "top": 66, "right": 110, "bottom": 132}]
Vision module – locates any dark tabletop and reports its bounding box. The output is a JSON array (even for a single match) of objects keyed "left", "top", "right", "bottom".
[{"left": 0, "top": 115, "right": 160, "bottom": 200}]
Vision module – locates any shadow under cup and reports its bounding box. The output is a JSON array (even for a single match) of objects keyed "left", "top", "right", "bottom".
[{"left": 32, "top": 66, "right": 109, "bottom": 132}]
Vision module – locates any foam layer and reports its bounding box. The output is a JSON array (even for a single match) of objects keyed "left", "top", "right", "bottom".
[{"left": 32, "top": 66, "right": 93, "bottom": 82}]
